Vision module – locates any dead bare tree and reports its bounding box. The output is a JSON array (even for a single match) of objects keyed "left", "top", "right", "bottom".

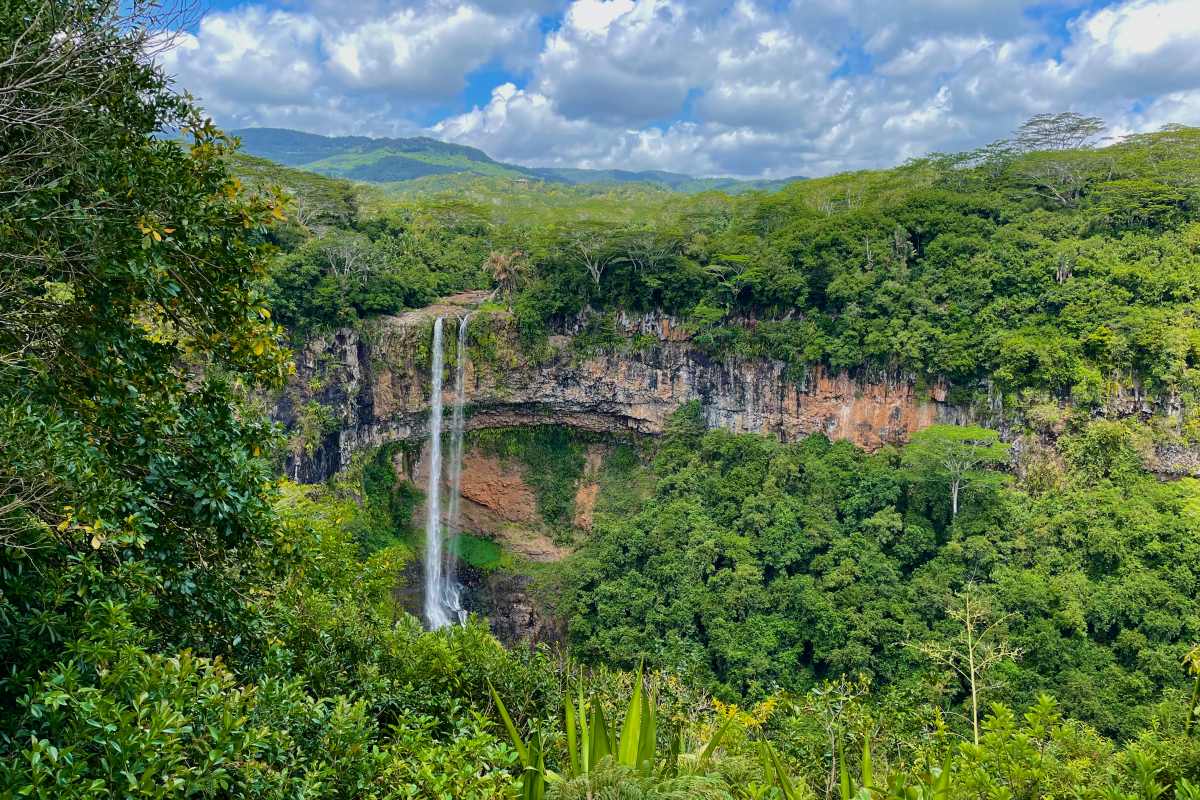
[
  {"left": 1006, "top": 113, "right": 1109, "bottom": 208},
  {"left": 322, "top": 236, "right": 376, "bottom": 289},
  {"left": 1013, "top": 150, "right": 1097, "bottom": 208}
]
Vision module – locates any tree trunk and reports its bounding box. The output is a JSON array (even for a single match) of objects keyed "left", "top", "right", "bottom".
[
  {"left": 967, "top": 612, "right": 979, "bottom": 745},
  {"left": 1187, "top": 672, "right": 1199, "bottom": 737},
  {"left": 951, "top": 480, "right": 960, "bottom": 518}
]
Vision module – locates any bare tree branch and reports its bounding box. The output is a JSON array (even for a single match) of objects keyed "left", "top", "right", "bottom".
[{"left": 908, "top": 586, "right": 1022, "bottom": 745}]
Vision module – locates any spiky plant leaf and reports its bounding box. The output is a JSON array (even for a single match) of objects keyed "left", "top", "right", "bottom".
[
  {"left": 522, "top": 730, "right": 546, "bottom": 800},
  {"left": 618, "top": 665, "right": 645, "bottom": 768},
  {"left": 761, "top": 740, "right": 802, "bottom": 800},
  {"left": 488, "top": 679, "right": 530, "bottom": 767},
  {"left": 564, "top": 682, "right": 580, "bottom": 778},
  {"left": 590, "top": 697, "right": 613, "bottom": 767},
  {"left": 698, "top": 713, "right": 735, "bottom": 766},
  {"left": 861, "top": 737, "right": 872, "bottom": 791},
  {"left": 579, "top": 689, "right": 592, "bottom": 775},
  {"left": 637, "top": 679, "right": 656, "bottom": 773},
  {"left": 838, "top": 739, "right": 851, "bottom": 800}
]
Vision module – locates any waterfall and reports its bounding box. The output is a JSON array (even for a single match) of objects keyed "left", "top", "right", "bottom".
[
  {"left": 423, "top": 315, "right": 468, "bottom": 630},
  {"left": 423, "top": 317, "right": 449, "bottom": 629},
  {"left": 443, "top": 313, "right": 471, "bottom": 623}
]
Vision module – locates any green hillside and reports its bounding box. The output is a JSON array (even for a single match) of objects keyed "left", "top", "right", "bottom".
[{"left": 231, "top": 127, "right": 803, "bottom": 193}]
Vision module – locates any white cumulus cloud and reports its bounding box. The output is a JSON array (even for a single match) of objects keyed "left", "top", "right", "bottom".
[{"left": 164, "top": 0, "right": 1200, "bottom": 176}]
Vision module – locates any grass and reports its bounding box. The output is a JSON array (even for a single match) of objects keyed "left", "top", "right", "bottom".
[{"left": 451, "top": 533, "right": 504, "bottom": 570}]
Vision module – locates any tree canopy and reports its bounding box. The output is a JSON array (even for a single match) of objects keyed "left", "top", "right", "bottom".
[{"left": 257, "top": 116, "right": 1200, "bottom": 418}]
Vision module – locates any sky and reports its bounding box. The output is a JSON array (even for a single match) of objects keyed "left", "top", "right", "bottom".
[{"left": 160, "top": 0, "right": 1200, "bottom": 178}]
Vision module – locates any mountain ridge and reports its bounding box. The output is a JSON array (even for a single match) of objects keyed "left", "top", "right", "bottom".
[{"left": 231, "top": 127, "right": 802, "bottom": 193}]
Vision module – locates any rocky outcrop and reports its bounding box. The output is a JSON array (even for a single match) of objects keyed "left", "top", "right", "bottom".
[
  {"left": 393, "top": 557, "right": 563, "bottom": 645},
  {"left": 460, "top": 568, "right": 564, "bottom": 646},
  {"left": 277, "top": 299, "right": 979, "bottom": 483}
]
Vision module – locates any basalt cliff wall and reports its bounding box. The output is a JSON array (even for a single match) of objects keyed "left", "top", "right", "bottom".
[
  {"left": 275, "top": 299, "right": 982, "bottom": 484},
  {"left": 275, "top": 297, "right": 1200, "bottom": 484}
]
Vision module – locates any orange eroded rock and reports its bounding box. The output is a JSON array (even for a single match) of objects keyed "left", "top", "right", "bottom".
[{"left": 571, "top": 445, "right": 607, "bottom": 531}]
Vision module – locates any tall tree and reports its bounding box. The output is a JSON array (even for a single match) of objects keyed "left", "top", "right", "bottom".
[
  {"left": 911, "top": 587, "right": 1022, "bottom": 745},
  {"left": 1, "top": 0, "right": 289, "bottom": 654},
  {"left": 1013, "top": 112, "right": 1107, "bottom": 152},
  {"left": 902, "top": 425, "right": 1008, "bottom": 518},
  {"left": 561, "top": 221, "right": 619, "bottom": 289},
  {"left": 484, "top": 249, "right": 528, "bottom": 300}
]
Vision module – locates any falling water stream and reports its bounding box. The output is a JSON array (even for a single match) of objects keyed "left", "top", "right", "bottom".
[
  {"left": 444, "top": 314, "right": 472, "bottom": 611},
  {"left": 423, "top": 315, "right": 469, "bottom": 630}
]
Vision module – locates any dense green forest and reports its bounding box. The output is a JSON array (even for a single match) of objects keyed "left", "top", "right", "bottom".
[
  {"left": 564, "top": 408, "right": 1198, "bottom": 739},
  {"left": 2, "top": 2, "right": 1200, "bottom": 799},
  {"left": 259, "top": 113, "right": 1200, "bottom": 418}
]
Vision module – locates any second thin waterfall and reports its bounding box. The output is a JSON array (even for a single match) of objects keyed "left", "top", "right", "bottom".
[
  {"left": 423, "top": 314, "right": 469, "bottom": 630},
  {"left": 444, "top": 313, "right": 472, "bottom": 615}
]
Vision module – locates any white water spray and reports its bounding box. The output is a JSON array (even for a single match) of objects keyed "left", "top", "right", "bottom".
[
  {"left": 423, "top": 315, "right": 469, "bottom": 630},
  {"left": 443, "top": 314, "right": 472, "bottom": 615}
]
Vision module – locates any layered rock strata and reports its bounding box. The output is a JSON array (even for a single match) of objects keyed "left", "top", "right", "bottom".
[{"left": 276, "top": 303, "right": 975, "bottom": 483}]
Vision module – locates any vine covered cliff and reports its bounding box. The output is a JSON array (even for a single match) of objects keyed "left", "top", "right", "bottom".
[{"left": 275, "top": 295, "right": 978, "bottom": 483}]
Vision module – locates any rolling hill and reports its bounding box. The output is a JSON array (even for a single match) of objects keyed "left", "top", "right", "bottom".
[{"left": 231, "top": 128, "right": 801, "bottom": 193}]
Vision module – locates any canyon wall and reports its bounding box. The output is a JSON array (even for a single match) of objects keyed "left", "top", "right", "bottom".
[
  {"left": 275, "top": 297, "right": 1200, "bottom": 485},
  {"left": 275, "top": 299, "right": 980, "bottom": 484}
]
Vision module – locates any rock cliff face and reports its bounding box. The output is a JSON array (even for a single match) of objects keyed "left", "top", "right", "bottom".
[
  {"left": 276, "top": 299, "right": 978, "bottom": 484},
  {"left": 395, "top": 443, "right": 570, "bottom": 562}
]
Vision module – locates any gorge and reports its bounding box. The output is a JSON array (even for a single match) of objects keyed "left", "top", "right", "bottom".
[
  {"left": 274, "top": 293, "right": 1200, "bottom": 642},
  {"left": 12, "top": 4, "right": 1200, "bottom": 794}
]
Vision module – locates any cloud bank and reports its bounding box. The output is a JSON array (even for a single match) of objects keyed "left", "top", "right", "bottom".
[{"left": 163, "top": 0, "right": 1200, "bottom": 177}]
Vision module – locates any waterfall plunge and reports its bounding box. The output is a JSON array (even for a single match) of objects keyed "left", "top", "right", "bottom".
[
  {"left": 445, "top": 314, "right": 472, "bottom": 591},
  {"left": 423, "top": 315, "right": 469, "bottom": 630}
]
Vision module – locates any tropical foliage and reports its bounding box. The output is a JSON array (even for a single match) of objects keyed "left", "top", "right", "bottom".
[
  {"left": 561, "top": 405, "right": 1200, "bottom": 741},
  {"left": 3, "top": 3, "right": 1200, "bottom": 798}
]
